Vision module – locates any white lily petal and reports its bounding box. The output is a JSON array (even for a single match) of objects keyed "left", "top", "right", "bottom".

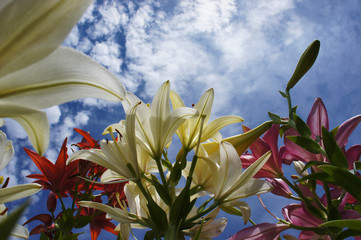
[
  {"left": 125, "top": 102, "right": 141, "bottom": 178},
  {"left": 164, "top": 107, "right": 198, "bottom": 150},
  {"left": 150, "top": 81, "right": 171, "bottom": 122},
  {"left": 78, "top": 201, "right": 134, "bottom": 223},
  {"left": 0, "top": 183, "right": 42, "bottom": 204},
  {"left": 202, "top": 115, "right": 244, "bottom": 142},
  {"left": 221, "top": 200, "right": 251, "bottom": 224},
  {"left": 10, "top": 224, "right": 29, "bottom": 239},
  {"left": 0, "top": 0, "right": 93, "bottom": 77},
  {"left": 67, "top": 148, "right": 132, "bottom": 179},
  {"left": 0, "top": 104, "right": 49, "bottom": 155},
  {"left": 215, "top": 142, "right": 243, "bottom": 199},
  {"left": 100, "top": 169, "right": 124, "bottom": 182},
  {"left": 226, "top": 179, "right": 272, "bottom": 202},
  {"left": 0, "top": 47, "right": 125, "bottom": 109},
  {"left": 0, "top": 130, "right": 13, "bottom": 171},
  {"left": 233, "top": 151, "right": 272, "bottom": 191},
  {"left": 0, "top": 213, "right": 30, "bottom": 239}
]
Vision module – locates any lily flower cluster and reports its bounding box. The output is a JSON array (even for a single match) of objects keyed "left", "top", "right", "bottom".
[{"left": 0, "top": 1, "right": 361, "bottom": 240}]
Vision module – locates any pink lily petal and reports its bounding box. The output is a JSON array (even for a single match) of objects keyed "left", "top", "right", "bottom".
[
  {"left": 336, "top": 115, "right": 361, "bottom": 148},
  {"left": 228, "top": 223, "right": 289, "bottom": 240},
  {"left": 307, "top": 98, "right": 329, "bottom": 139},
  {"left": 243, "top": 125, "right": 270, "bottom": 159},
  {"left": 284, "top": 128, "right": 319, "bottom": 163},
  {"left": 345, "top": 145, "right": 361, "bottom": 168},
  {"left": 282, "top": 204, "right": 323, "bottom": 227}
]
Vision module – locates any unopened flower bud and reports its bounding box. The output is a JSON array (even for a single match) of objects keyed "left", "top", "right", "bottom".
[
  {"left": 266, "top": 178, "right": 293, "bottom": 198},
  {"left": 47, "top": 192, "right": 57, "bottom": 212},
  {"left": 293, "top": 161, "right": 308, "bottom": 177}
]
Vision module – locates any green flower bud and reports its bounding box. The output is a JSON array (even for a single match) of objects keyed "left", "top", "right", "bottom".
[{"left": 286, "top": 40, "right": 320, "bottom": 90}]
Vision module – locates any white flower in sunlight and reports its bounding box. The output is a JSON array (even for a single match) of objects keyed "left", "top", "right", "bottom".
[
  {"left": 0, "top": 130, "right": 42, "bottom": 204},
  {"left": 170, "top": 88, "right": 243, "bottom": 152},
  {"left": 121, "top": 81, "right": 198, "bottom": 160},
  {"left": 188, "top": 208, "right": 227, "bottom": 240},
  {"left": 196, "top": 142, "right": 272, "bottom": 203},
  {"left": 67, "top": 103, "right": 140, "bottom": 179},
  {"left": 0, "top": 0, "right": 126, "bottom": 155}
]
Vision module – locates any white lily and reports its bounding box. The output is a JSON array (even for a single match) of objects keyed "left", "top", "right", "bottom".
[
  {"left": 170, "top": 88, "right": 243, "bottom": 152},
  {"left": 67, "top": 103, "right": 140, "bottom": 179},
  {"left": 121, "top": 81, "right": 198, "bottom": 160},
  {"left": 0, "top": 0, "right": 126, "bottom": 155},
  {"left": 0, "top": 130, "right": 42, "bottom": 204},
  {"left": 0, "top": 131, "right": 41, "bottom": 239},
  {"left": 188, "top": 208, "right": 227, "bottom": 240},
  {"left": 197, "top": 142, "right": 272, "bottom": 203}
]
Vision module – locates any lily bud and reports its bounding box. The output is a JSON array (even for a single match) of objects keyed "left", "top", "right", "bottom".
[
  {"left": 47, "top": 192, "right": 57, "bottom": 212},
  {"left": 286, "top": 40, "right": 320, "bottom": 90},
  {"left": 266, "top": 178, "right": 293, "bottom": 198},
  {"left": 293, "top": 160, "right": 308, "bottom": 177}
]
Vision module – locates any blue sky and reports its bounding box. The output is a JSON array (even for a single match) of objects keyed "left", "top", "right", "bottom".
[{"left": 2, "top": 0, "right": 361, "bottom": 239}]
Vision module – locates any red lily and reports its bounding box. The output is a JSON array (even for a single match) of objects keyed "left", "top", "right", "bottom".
[
  {"left": 23, "top": 213, "right": 56, "bottom": 239},
  {"left": 72, "top": 128, "right": 100, "bottom": 150},
  {"left": 79, "top": 197, "right": 118, "bottom": 240},
  {"left": 241, "top": 124, "right": 284, "bottom": 178},
  {"left": 25, "top": 138, "right": 79, "bottom": 197},
  {"left": 283, "top": 98, "right": 361, "bottom": 166},
  {"left": 73, "top": 128, "right": 106, "bottom": 177}
]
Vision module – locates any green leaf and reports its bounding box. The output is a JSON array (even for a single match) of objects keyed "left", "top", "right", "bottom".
[
  {"left": 268, "top": 112, "right": 281, "bottom": 123},
  {"left": 302, "top": 160, "right": 330, "bottom": 172},
  {"left": 294, "top": 114, "right": 311, "bottom": 137},
  {"left": 336, "top": 229, "right": 361, "bottom": 240},
  {"left": 169, "top": 161, "right": 182, "bottom": 184},
  {"left": 197, "top": 198, "right": 213, "bottom": 214},
  {"left": 278, "top": 90, "right": 288, "bottom": 98},
  {"left": 147, "top": 197, "right": 168, "bottom": 232},
  {"left": 161, "top": 158, "right": 172, "bottom": 171},
  {"left": 320, "top": 219, "right": 361, "bottom": 231},
  {"left": 322, "top": 127, "right": 348, "bottom": 169},
  {"left": 330, "top": 126, "right": 339, "bottom": 138},
  {"left": 319, "top": 165, "right": 361, "bottom": 202},
  {"left": 286, "top": 135, "right": 324, "bottom": 154},
  {"left": 169, "top": 186, "right": 190, "bottom": 225},
  {"left": 297, "top": 171, "right": 330, "bottom": 182},
  {"left": 286, "top": 40, "right": 320, "bottom": 90},
  {"left": 151, "top": 175, "right": 172, "bottom": 206},
  {"left": 74, "top": 215, "right": 92, "bottom": 229},
  {"left": 0, "top": 201, "right": 29, "bottom": 240},
  {"left": 144, "top": 230, "right": 157, "bottom": 240}
]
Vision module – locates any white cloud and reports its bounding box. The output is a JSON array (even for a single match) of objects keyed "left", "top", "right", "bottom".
[
  {"left": 4, "top": 119, "right": 27, "bottom": 140},
  {"left": 44, "top": 106, "right": 61, "bottom": 125},
  {"left": 90, "top": 41, "right": 122, "bottom": 73}
]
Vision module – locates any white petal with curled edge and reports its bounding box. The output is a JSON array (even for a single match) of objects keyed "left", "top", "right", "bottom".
[
  {"left": 0, "top": 183, "right": 42, "bottom": 204},
  {"left": 0, "top": 130, "right": 13, "bottom": 171},
  {"left": 0, "top": 0, "right": 93, "bottom": 77},
  {"left": 0, "top": 47, "right": 125, "bottom": 109},
  {"left": 0, "top": 103, "right": 49, "bottom": 156},
  {"left": 78, "top": 201, "right": 135, "bottom": 223}
]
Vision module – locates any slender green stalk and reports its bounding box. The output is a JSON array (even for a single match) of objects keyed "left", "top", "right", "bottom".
[{"left": 285, "top": 89, "right": 294, "bottom": 120}]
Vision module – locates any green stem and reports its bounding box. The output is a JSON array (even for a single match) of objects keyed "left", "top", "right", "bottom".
[
  {"left": 286, "top": 89, "right": 294, "bottom": 120},
  {"left": 187, "top": 201, "right": 219, "bottom": 223},
  {"left": 155, "top": 157, "right": 168, "bottom": 188}
]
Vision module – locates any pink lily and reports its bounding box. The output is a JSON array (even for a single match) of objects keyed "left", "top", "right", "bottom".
[
  {"left": 228, "top": 223, "right": 289, "bottom": 240},
  {"left": 282, "top": 189, "right": 361, "bottom": 240},
  {"left": 283, "top": 98, "right": 361, "bottom": 166},
  {"left": 241, "top": 124, "right": 285, "bottom": 178}
]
